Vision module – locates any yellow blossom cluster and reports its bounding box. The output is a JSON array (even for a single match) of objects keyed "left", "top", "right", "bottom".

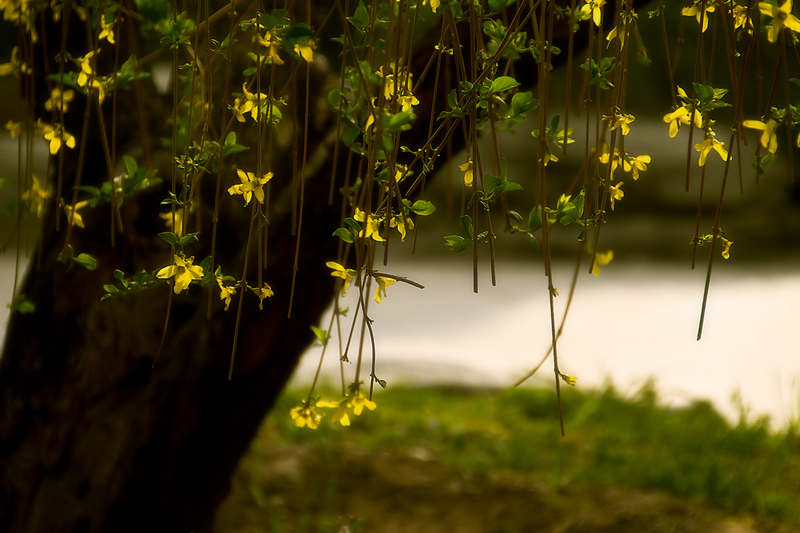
[{"left": 290, "top": 392, "right": 377, "bottom": 429}]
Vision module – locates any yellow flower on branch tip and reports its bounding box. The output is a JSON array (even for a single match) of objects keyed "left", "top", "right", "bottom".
[
  {"left": 682, "top": 1, "right": 716, "bottom": 33},
  {"left": 625, "top": 154, "right": 651, "bottom": 180},
  {"left": 76, "top": 50, "right": 98, "bottom": 87},
  {"left": 316, "top": 399, "right": 351, "bottom": 426},
  {"left": 216, "top": 277, "right": 236, "bottom": 311},
  {"left": 44, "top": 88, "right": 75, "bottom": 114},
  {"left": 581, "top": 0, "right": 606, "bottom": 27},
  {"left": 351, "top": 392, "right": 377, "bottom": 415},
  {"left": 326, "top": 261, "right": 355, "bottom": 297},
  {"left": 758, "top": 0, "right": 800, "bottom": 42},
  {"left": 228, "top": 168, "right": 272, "bottom": 206},
  {"left": 159, "top": 210, "right": 185, "bottom": 237},
  {"left": 5, "top": 120, "right": 21, "bottom": 138},
  {"left": 375, "top": 276, "right": 397, "bottom": 303},
  {"left": 40, "top": 123, "right": 76, "bottom": 155},
  {"left": 255, "top": 283, "right": 274, "bottom": 310},
  {"left": 63, "top": 200, "right": 89, "bottom": 228},
  {"left": 156, "top": 254, "right": 204, "bottom": 294},
  {"left": 609, "top": 113, "right": 635, "bottom": 136},
  {"left": 609, "top": 181, "right": 624, "bottom": 210},
  {"left": 22, "top": 174, "right": 49, "bottom": 217},
  {"left": 98, "top": 16, "right": 115, "bottom": 44},
  {"left": 721, "top": 239, "right": 733, "bottom": 259},
  {"left": 293, "top": 42, "right": 314, "bottom": 62},
  {"left": 743, "top": 119, "right": 779, "bottom": 154},
  {"left": 732, "top": 6, "right": 753, "bottom": 31},
  {"left": 390, "top": 214, "right": 414, "bottom": 242},
  {"left": 289, "top": 406, "right": 320, "bottom": 429},
  {"left": 354, "top": 208, "right": 386, "bottom": 242},
  {"left": 694, "top": 132, "right": 728, "bottom": 166},
  {"left": 592, "top": 250, "right": 614, "bottom": 276},
  {"left": 663, "top": 106, "right": 700, "bottom": 138},
  {"left": 559, "top": 372, "right": 578, "bottom": 386},
  {"left": 459, "top": 160, "right": 473, "bottom": 187},
  {"left": 428, "top": 0, "right": 440, "bottom": 12}
]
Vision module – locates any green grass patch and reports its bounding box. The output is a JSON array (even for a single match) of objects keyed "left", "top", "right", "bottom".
[{"left": 261, "top": 383, "right": 800, "bottom": 525}]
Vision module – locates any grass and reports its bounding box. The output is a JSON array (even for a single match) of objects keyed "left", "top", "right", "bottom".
[{"left": 260, "top": 382, "right": 800, "bottom": 526}]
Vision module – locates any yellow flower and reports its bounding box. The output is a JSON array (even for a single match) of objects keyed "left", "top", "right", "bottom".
[
  {"left": 354, "top": 208, "right": 386, "bottom": 242},
  {"left": 351, "top": 392, "right": 377, "bottom": 416},
  {"left": 256, "top": 30, "right": 284, "bottom": 64},
  {"left": 326, "top": 261, "right": 355, "bottom": 297},
  {"left": 228, "top": 168, "right": 272, "bottom": 206},
  {"left": 663, "top": 106, "right": 701, "bottom": 138},
  {"left": 459, "top": 160, "right": 473, "bottom": 187},
  {"left": 375, "top": 276, "right": 396, "bottom": 303},
  {"left": 293, "top": 42, "right": 314, "bottom": 62},
  {"left": 5, "top": 119, "right": 21, "bottom": 138},
  {"left": 22, "top": 174, "right": 49, "bottom": 217},
  {"left": 758, "top": 0, "right": 800, "bottom": 42},
  {"left": 624, "top": 154, "right": 651, "bottom": 180},
  {"left": 694, "top": 131, "right": 728, "bottom": 166},
  {"left": 316, "top": 399, "right": 351, "bottom": 426},
  {"left": 732, "top": 5, "right": 753, "bottom": 31},
  {"left": 609, "top": 181, "right": 624, "bottom": 210},
  {"left": 559, "top": 372, "right": 578, "bottom": 386},
  {"left": 44, "top": 87, "right": 75, "bottom": 114},
  {"left": 76, "top": 50, "right": 98, "bottom": 87},
  {"left": 599, "top": 148, "right": 625, "bottom": 177},
  {"left": 682, "top": 1, "right": 716, "bottom": 33},
  {"left": 390, "top": 214, "right": 415, "bottom": 241},
  {"left": 159, "top": 210, "right": 185, "bottom": 236},
  {"left": 98, "top": 15, "right": 115, "bottom": 44},
  {"left": 216, "top": 277, "right": 236, "bottom": 311},
  {"left": 255, "top": 283, "right": 274, "bottom": 310},
  {"left": 289, "top": 406, "right": 320, "bottom": 429},
  {"left": 156, "top": 254, "right": 204, "bottom": 294},
  {"left": 592, "top": 250, "right": 614, "bottom": 276},
  {"left": 40, "top": 121, "right": 76, "bottom": 155},
  {"left": 743, "top": 118, "right": 779, "bottom": 154},
  {"left": 428, "top": 0, "right": 440, "bottom": 12},
  {"left": 581, "top": 0, "right": 606, "bottom": 27},
  {"left": 63, "top": 199, "right": 89, "bottom": 227},
  {"left": 609, "top": 113, "right": 635, "bottom": 136},
  {"left": 721, "top": 238, "right": 733, "bottom": 259},
  {"left": 0, "top": 46, "right": 25, "bottom": 77}
]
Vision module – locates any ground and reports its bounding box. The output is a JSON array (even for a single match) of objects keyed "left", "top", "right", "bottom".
[{"left": 215, "top": 441, "right": 780, "bottom": 533}]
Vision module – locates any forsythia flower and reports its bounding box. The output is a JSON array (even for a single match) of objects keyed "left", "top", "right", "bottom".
[
  {"left": 228, "top": 168, "right": 272, "bottom": 206},
  {"left": 609, "top": 112, "right": 635, "bottom": 136},
  {"left": 156, "top": 254, "right": 204, "bottom": 294},
  {"left": 559, "top": 372, "right": 578, "bottom": 386},
  {"left": 255, "top": 283, "right": 274, "bottom": 310},
  {"left": 742, "top": 118, "right": 779, "bottom": 154},
  {"left": 354, "top": 208, "right": 386, "bottom": 242},
  {"left": 44, "top": 87, "right": 75, "bottom": 114},
  {"left": 316, "top": 399, "right": 351, "bottom": 426},
  {"left": 63, "top": 199, "right": 89, "bottom": 227},
  {"left": 592, "top": 250, "right": 614, "bottom": 276},
  {"left": 22, "top": 174, "right": 49, "bottom": 217},
  {"left": 256, "top": 30, "right": 284, "bottom": 64},
  {"left": 459, "top": 160, "right": 473, "bottom": 187},
  {"left": 609, "top": 181, "right": 624, "bottom": 210},
  {"left": 758, "top": 0, "right": 800, "bottom": 42},
  {"left": 682, "top": 1, "right": 716, "bottom": 33},
  {"left": 663, "top": 106, "right": 702, "bottom": 138},
  {"left": 581, "top": 0, "right": 606, "bottom": 27},
  {"left": 694, "top": 131, "right": 728, "bottom": 166},
  {"left": 159, "top": 210, "right": 185, "bottom": 237},
  {"left": 39, "top": 121, "right": 76, "bottom": 155},
  {"left": 326, "top": 261, "right": 355, "bottom": 297},
  {"left": 375, "top": 276, "right": 396, "bottom": 303},
  {"left": 293, "top": 42, "right": 314, "bottom": 62},
  {"left": 5, "top": 120, "right": 21, "bottom": 137},
  {"left": 624, "top": 154, "right": 651, "bottom": 180},
  {"left": 721, "top": 238, "right": 733, "bottom": 259},
  {"left": 390, "top": 213, "right": 415, "bottom": 241},
  {"left": 351, "top": 392, "right": 377, "bottom": 415},
  {"left": 290, "top": 406, "right": 320, "bottom": 429},
  {"left": 98, "top": 15, "right": 115, "bottom": 44},
  {"left": 216, "top": 277, "right": 236, "bottom": 311}
]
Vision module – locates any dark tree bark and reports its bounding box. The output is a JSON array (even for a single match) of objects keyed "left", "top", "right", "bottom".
[{"left": 0, "top": 1, "right": 628, "bottom": 531}]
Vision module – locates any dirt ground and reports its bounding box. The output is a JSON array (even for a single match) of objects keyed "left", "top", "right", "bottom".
[{"left": 214, "top": 442, "right": 786, "bottom": 533}]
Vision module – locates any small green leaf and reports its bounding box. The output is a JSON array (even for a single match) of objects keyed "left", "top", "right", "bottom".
[
  {"left": 444, "top": 235, "right": 472, "bottom": 252},
  {"left": 103, "top": 284, "right": 120, "bottom": 294},
  {"left": 179, "top": 231, "right": 200, "bottom": 247},
  {"left": 375, "top": 378, "right": 387, "bottom": 389},
  {"left": 460, "top": 214, "right": 474, "bottom": 239},
  {"left": 333, "top": 228, "right": 354, "bottom": 243},
  {"left": 73, "top": 253, "right": 98, "bottom": 270},
  {"left": 311, "top": 325, "right": 328, "bottom": 345},
  {"left": 158, "top": 232, "right": 181, "bottom": 247},
  {"left": 409, "top": 200, "right": 436, "bottom": 216},
  {"left": 489, "top": 75, "right": 520, "bottom": 93},
  {"left": 13, "top": 297, "right": 36, "bottom": 314},
  {"left": 123, "top": 155, "right": 137, "bottom": 178}
]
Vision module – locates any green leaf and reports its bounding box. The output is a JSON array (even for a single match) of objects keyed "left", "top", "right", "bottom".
[
  {"left": 123, "top": 155, "right": 138, "bottom": 178},
  {"left": 73, "top": 253, "right": 98, "bottom": 271},
  {"left": 158, "top": 232, "right": 181, "bottom": 247},
  {"left": 409, "top": 200, "right": 436, "bottom": 216},
  {"left": 510, "top": 91, "right": 537, "bottom": 117},
  {"left": 311, "top": 325, "right": 328, "bottom": 345},
  {"left": 528, "top": 206, "right": 543, "bottom": 233},
  {"left": 444, "top": 235, "right": 472, "bottom": 252},
  {"left": 13, "top": 297, "right": 35, "bottom": 314},
  {"left": 344, "top": 217, "right": 362, "bottom": 234},
  {"left": 179, "top": 231, "right": 200, "bottom": 247},
  {"left": 375, "top": 378, "right": 387, "bottom": 389},
  {"left": 342, "top": 126, "right": 361, "bottom": 147},
  {"left": 460, "top": 214, "right": 474, "bottom": 239},
  {"left": 489, "top": 75, "right": 520, "bottom": 93},
  {"left": 504, "top": 182, "right": 523, "bottom": 193},
  {"left": 103, "top": 284, "right": 120, "bottom": 294},
  {"left": 333, "top": 228, "right": 354, "bottom": 243}
]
